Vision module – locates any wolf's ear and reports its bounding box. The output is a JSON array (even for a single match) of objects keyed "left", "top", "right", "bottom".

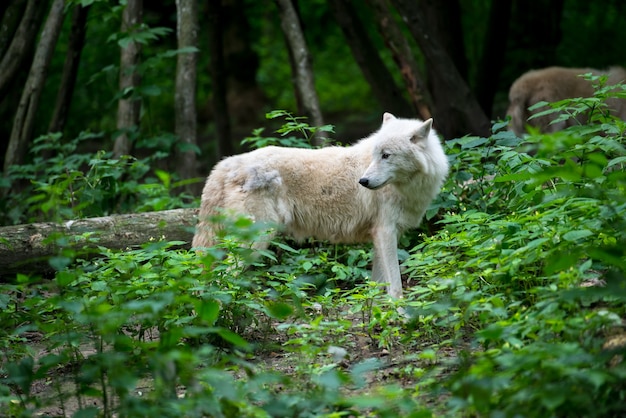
[
  {"left": 410, "top": 118, "right": 433, "bottom": 143},
  {"left": 383, "top": 112, "right": 396, "bottom": 123}
]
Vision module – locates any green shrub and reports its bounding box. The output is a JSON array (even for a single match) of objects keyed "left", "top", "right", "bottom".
[
  {"left": 403, "top": 85, "right": 626, "bottom": 416},
  {"left": 2, "top": 101, "right": 626, "bottom": 416},
  {"left": 0, "top": 131, "right": 197, "bottom": 226}
]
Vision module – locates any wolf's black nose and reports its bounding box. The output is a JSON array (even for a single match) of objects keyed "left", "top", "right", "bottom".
[{"left": 359, "top": 178, "right": 369, "bottom": 187}]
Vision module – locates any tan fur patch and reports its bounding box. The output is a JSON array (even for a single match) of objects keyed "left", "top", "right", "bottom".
[{"left": 506, "top": 66, "right": 626, "bottom": 135}]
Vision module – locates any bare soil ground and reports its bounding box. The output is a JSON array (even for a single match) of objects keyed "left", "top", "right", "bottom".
[{"left": 17, "top": 308, "right": 457, "bottom": 417}]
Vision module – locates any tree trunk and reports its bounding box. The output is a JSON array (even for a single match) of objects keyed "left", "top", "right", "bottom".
[
  {"left": 207, "top": 0, "right": 233, "bottom": 159},
  {"left": 274, "top": 0, "right": 325, "bottom": 146},
  {"left": 3, "top": 0, "right": 65, "bottom": 175},
  {"left": 391, "top": 0, "right": 490, "bottom": 139},
  {"left": 0, "top": 208, "right": 198, "bottom": 277},
  {"left": 175, "top": 0, "right": 199, "bottom": 193},
  {"left": 328, "top": 0, "right": 413, "bottom": 118},
  {"left": 48, "top": 4, "right": 90, "bottom": 133},
  {"left": 0, "top": 0, "right": 47, "bottom": 98},
  {"left": 220, "top": 0, "right": 266, "bottom": 138},
  {"left": 0, "top": 2, "right": 9, "bottom": 19},
  {"left": 280, "top": 0, "right": 305, "bottom": 119},
  {"left": 367, "top": 0, "right": 432, "bottom": 120},
  {"left": 421, "top": 0, "right": 468, "bottom": 81},
  {"left": 0, "top": 0, "right": 27, "bottom": 58},
  {"left": 474, "top": 0, "right": 512, "bottom": 117},
  {"left": 113, "top": 0, "right": 143, "bottom": 158}
]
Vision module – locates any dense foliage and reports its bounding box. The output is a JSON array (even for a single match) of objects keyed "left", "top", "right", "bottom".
[
  {"left": 2, "top": 80, "right": 626, "bottom": 416},
  {"left": 5, "top": 0, "right": 626, "bottom": 169}
]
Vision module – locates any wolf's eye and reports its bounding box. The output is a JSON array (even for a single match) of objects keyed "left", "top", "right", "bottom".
[{"left": 381, "top": 152, "right": 390, "bottom": 160}]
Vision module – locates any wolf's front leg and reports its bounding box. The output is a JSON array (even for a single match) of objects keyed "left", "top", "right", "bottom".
[{"left": 371, "top": 227, "right": 402, "bottom": 298}]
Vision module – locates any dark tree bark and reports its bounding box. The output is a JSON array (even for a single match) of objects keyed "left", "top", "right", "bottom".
[
  {"left": 0, "top": 208, "right": 197, "bottom": 276},
  {"left": 0, "top": 0, "right": 32, "bottom": 168},
  {"left": 207, "top": 0, "right": 233, "bottom": 159},
  {"left": 175, "top": 0, "right": 199, "bottom": 192},
  {"left": 48, "top": 4, "right": 91, "bottom": 133},
  {"left": 391, "top": 0, "right": 490, "bottom": 139},
  {"left": 0, "top": 2, "right": 10, "bottom": 19},
  {"left": 113, "top": 0, "right": 143, "bottom": 158},
  {"left": 275, "top": 0, "right": 325, "bottom": 146},
  {"left": 421, "top": 0, "right": 468, "bottom": 81},
  {"left": 220, "top": 0, "right": 267, "bottom": 132},
  {"left": 279, "top": 0, "right": 305, "bottom": 118},
  {"left": 474, "top": 0, "right": 512, "bottom": 118},
  {"left": 4, "top": 0, "right": 65, "bottom": 175},
  {"left": 328, "top": 0, "right": 413, "bottom": 118},
  {"left": 367, "top": 0, "right": 432, "bottom": 120},
  {"left": 0, "top": 0, "right": 27, "bottom": 58},
  {"left": 0, "top": 0, "right": 48, "bottom": 99}
]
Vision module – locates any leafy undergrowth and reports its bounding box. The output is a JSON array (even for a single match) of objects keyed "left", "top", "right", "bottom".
[{"left": 2, "top": 105, "right": 626, "bottom": 417}]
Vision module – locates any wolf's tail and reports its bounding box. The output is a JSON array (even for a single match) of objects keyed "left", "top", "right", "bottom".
[{"left": 191, "top": 168, "right": 227, "bottom": 249}]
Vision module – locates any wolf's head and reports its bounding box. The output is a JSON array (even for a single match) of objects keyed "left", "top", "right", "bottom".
[{"left": 359, "top": 113, "right": 446, "bottom": 190}]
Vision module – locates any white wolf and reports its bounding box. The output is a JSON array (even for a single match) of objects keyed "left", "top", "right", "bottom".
[
  {"left": 192, "top": 113, "right": 449, "bottom": 298},
  {"left": 507, "top": 66, "right": 626, "bottom": 135}
]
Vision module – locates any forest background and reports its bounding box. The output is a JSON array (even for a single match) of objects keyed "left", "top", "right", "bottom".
[
  {"left": 2, "top": 1, "right": 626, "bottom": 417},
  {"left": 2, "top": 0, "right": 626, "bottom": 204}
]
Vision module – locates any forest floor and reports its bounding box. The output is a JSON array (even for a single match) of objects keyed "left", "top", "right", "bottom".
[{"left": 23, "top": 291, "right": 458, "bottom": 416}]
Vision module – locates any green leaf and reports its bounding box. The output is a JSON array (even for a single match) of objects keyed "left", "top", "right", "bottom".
[
  {"left": 216, "top": 328, "right": 250, "bottom": 349},
  {"left": 492, "top": 119, "right": 511, "bottom": 132},
  {"left": 314, "top": 369, "right": 346, "bottom": 391},
  {"left": 195, "top": 299, "right": 220, "bottom": 325},
  {"left": 351, "top": 358, "right": 381, "bottom": 388},
  {"left": 607, "top": 156, "right": 626, "bottom": 168},
  {"left": 90, "top": 281, "right": 108, "bottom": 292},
  {"left": 520, "top": 237, "right": 549, "bottom": 251},
  {"left": 271, "top": 241, "right": 299, "bottom": 253},
  {"left": 461, "top": 137, "right": 489, "bottom": 149},
  {"left": 584, "top": 370, "right": 609, "bottom": 389},
  {"left": 49, "top": 256, "right": 72, "bottom": 271},
  {"left": 544, "top": 250, "right": 582, "bottom": 274},
  {"left": 562, "top": 229, "right": 593, "bottom": 242},
  {"left": 6, "top": 357, "right": 35, "bottom": 395},
  {"left": 494, "top": 172, "right": 534, "bottom": 182},
  {"left": 266, "top": 109, "right": 289, "bottom": 119},
  {"left": 234, "top": 217, "right": 254, "bottom": 228},
  {"left": 477, "top": 323, "right": 504, "bottom": 341},
  {"left": 154, "top": 169, "right": 171, "bottom": 188},
  {"left": 56, "top": 271, "right": 76, "bottom": 287},
  {"left": 266, "top": 302, "right": 293, "bottom": 319}
]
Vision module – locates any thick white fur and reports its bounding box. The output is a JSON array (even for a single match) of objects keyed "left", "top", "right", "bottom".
[
  {"left": 507, "top": 66, "right": 626, "bottom": 135},
  {"left": 192, "top": 113, "right": 449, "bottom": 298}
]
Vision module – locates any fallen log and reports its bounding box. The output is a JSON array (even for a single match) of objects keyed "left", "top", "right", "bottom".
[{"left": 0, "top": 208, "right": 198, "bottom": 277}]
